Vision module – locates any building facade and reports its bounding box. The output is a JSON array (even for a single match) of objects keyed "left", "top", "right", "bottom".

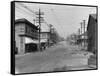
[
  {"left": 15, "top": 18, "right": 38, "bottom": 54},
  {"left": 40, "top": 29, "right": 60, "bottom": 50},
  {"left": 77, "top": 32, "right": 88, "bottom": 48},
  {"left": 40, "top": 32, "right": 50, "bottom": 50},
  {"left": 87, "top": 14, "right": 97, "bottom": 54},
  {"left": 50, "top": 28, "right": 60, "bottom": 44}
]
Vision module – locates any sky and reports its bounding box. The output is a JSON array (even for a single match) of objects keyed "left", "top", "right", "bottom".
[{"left": 15, "top": 2, "right": 96, "bottom": 38}]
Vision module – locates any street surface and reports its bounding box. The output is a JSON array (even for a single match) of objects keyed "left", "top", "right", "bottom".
[{"left": 15, "top": 41, "right": 94, "bottom": 74}]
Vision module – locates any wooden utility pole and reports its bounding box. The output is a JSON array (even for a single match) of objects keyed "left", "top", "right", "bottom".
[
  {"left": 80, "top": 22, "right": 83, "bottom": 35},
  {"left": 48, "top": 24, "right": 53, "bottom": 47},
  {"left": 36, "top": 8, "right": 44, "bottom": 51},
  {"left": 78, "top": 28, "right": 81, "bottom": 46},
  {"left": 83, "top": 20, "right": 86, "bottom": 47},
  {"left": 78, "top": 28, "right": 80, "bottom": 36},
  {"left": 38, "top": 8, "right": 41, "bottom": 51},
  {"left": 80, "top": 22, "right": 83, "bottom": 46},
  {"left": 78, "top": 28, "right": 80, "bottom": 41}
]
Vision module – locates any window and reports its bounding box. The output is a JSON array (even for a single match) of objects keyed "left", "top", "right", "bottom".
[{"left": 20, "top": 27, "right": 24, "bottom": 32}]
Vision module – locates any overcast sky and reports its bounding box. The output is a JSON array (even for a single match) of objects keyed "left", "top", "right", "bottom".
[{"left": 15, "top": 2, "right": 96, "bottom": 38}]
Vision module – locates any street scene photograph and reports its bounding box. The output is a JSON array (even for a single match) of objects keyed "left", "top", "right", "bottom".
[{"left": 14, "top": 2, "right": 97, "bottom": 74}]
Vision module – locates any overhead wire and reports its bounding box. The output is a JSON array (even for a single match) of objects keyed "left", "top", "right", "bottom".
[
  {"left": 16, "top": 3, "right": 52, "bottom": 29},
  {"left": 15, "top": 4, "right": 33, "bottom": 16},
  {"left": 15, "top": 6, "right": 33, "bottom": 18},
  {"left": 18, "top": 3, "right": 36, "bottom": 17}
]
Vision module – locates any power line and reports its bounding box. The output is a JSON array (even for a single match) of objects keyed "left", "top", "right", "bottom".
[
  {"left": 18, "top": 3, "right": 49, "bottom": 26},
  {"left": 15, "top": 5, "right": 33, "bottom": 17},
  {"left": 16, "top": 3, "right": 52, "bottom": 30},
  {"left": 18, "top": 3, "right": 36, "bottom": 17}
]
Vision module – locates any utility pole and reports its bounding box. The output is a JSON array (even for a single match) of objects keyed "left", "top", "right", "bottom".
[
  {"left": 78, "top": 28, "right": 81, "bottom": 46},
  {"left": 78, "top": 28, "right": 80, "bottom": 40},
  {"left": 83, "top": 20, "right": 86, "bottom": 47},
  {"left": 78, "top": 28, "right": 80, "bottom": 35},
  {"left": 48, "top": 24, "right": 53, "bottom": 47},
  {"left": 38, "top": 8, "right": 41, "bottom": 51},
  {"left": 36, "top": 8, "right": 44, "bottom": 51},
  {"left": 80, "top": 22, "right": 83, "bottom": 46},
  {"left": 80, "top": 22, "right": 83, "bottom": 35}
]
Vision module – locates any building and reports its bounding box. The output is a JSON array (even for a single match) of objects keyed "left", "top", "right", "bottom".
[
  {"left": 40, "top": 31, "right": 51, "bottom": 50},
  {"left": 40, "top": 28, "right": 60, "bottom": 50},
  {"left": 50, "top": 28, "right": 60, "bottom": 44},
  {"left": 77, "top": 32, "right": 88, "bottom": 48},
  {"left": 15, "top": 18, "right": 39, "bottom": 54},
  {"left": 87, "top": 14, "right": 97, "bottom": 54}
]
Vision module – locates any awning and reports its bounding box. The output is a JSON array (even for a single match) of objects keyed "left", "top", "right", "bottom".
[
  {"left": 40, "top": 39, "right": 47, "bottom": 43},
  {"left": 25, "top": 37, "right": 48, "bottom": 44},
  {"left": 25, "top": 37, "right": 38, "bottom": 44}
]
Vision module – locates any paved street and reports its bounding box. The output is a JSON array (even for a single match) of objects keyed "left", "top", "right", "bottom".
[{"left": 15, "top": 41, "right": 94, "bottom": 74}]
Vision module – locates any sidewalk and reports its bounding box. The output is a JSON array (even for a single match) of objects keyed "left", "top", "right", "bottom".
[{"left": 88, "top": 55, "right": 97, "bottom": 68}]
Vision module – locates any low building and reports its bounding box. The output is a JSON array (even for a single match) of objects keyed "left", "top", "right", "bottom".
[
  {"left": 40, "top": 32, "right": 50, "bottom": 50},
  {"left": 87, "top": 14, "right": 97, "bottom": 54},
  {"left": 77, "top": 32, "right": 88, "bottom": 48},
  {"left": 50, "top": 28, "right": 60, "bottom": 44},
  {"left": 39, "top": 27, "right": 60, "bottom": 50},
  {"left": 15, "top": 18, "right": 38, "bottom": 54}
]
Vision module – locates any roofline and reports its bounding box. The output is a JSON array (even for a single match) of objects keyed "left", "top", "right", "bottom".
[
  {"left": 87, "top": 14, "right": 97, "bottom": 30},
  {"left": 15, "top": 18, "right": 38, "bottom": 30}
]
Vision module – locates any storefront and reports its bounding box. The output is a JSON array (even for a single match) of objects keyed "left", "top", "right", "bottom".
[{"left": 25, "top": 37, "right": 38, "bottom": 53}]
